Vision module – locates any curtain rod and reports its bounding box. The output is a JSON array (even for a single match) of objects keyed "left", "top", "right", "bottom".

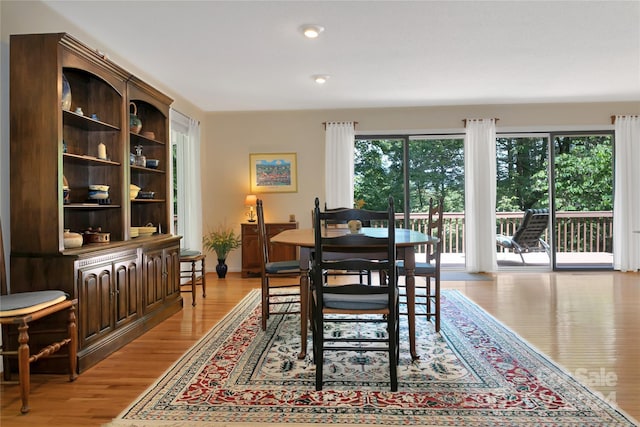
[
  {"left": 611, "top": 115, "right": 639, "bottom": 124},
  {"left": 171, "top": 107, "right": 200, "bottom": 125},
  {"left": 462, "top": 118, "right": 500, "bottom": 127},
  {"left": 322, "top": 121, "right": 359, "bottom": 130}
]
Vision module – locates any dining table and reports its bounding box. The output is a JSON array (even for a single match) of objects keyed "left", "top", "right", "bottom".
[{"left": 270, "top": 226, "right": 439, "bottom": 360}]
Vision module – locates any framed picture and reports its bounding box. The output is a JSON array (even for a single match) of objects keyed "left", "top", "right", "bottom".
[{"left": 249, "top": 152, "right": 298, "bottom": 193}]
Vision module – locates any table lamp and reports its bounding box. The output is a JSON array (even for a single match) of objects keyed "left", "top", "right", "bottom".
[{"left": 245, "top": 194, "right": 257, "bottom": 222}]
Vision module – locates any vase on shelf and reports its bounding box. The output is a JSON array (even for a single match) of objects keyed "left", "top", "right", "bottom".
[
  {"left": 216, "top": 259, "right": 228, "bottom": 278},
  {"left": 63, "top": 229, "right": 83, "bottom": 249},
  {"left": 61, "top": 73, "right": 72, "bottom": 111},
  {"left": 129, "top": 102, "right": 142, "bottom": 134}
]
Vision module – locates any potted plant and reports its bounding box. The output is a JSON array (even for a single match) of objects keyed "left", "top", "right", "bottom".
[{"left": 203, "top": 225, "right": 242, "bottom": 278}]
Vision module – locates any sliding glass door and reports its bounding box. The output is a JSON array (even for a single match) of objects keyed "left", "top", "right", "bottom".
[
  {"left": 495, "top": 135, "right": 551, "bottom": 267},
  {"left": 355, "top": 135, "right": 465, "bottom": 269},
  {"left": 551, "top": 133, "right": 614, "bottom": 270}
]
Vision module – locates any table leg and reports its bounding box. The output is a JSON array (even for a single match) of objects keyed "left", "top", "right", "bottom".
[
  {"left": 298, "top": 248, "right": 310, "bottom": 359},
  {"left": 403, "top": 248, "right": 419, "bottom": 360}
]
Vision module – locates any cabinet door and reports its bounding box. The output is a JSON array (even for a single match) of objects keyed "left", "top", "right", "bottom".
[
  {"left": 142, "top": 248, "right": 165, "bottom": 313},
  {"left": 267, "top": 223, "right": 298, "bottom": 262},
  {"left": 241, "top": 223, "right": 261, "bottom": 277},
  {"left": 78, "top": 261, "right": 114, "bottom": 348},
  {"left": 113, "top": 254, "right": 140, "bottom": 327},
  {"left": 163, "top": 245, "right": 181, "bottom": 300}
]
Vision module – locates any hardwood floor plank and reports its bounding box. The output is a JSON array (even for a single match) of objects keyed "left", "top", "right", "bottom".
[{"left": 2, "top": 272, "right": 638, "bottom": 425}]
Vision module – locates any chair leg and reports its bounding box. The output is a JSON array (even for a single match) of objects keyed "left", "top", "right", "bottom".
[
  {"left": 201, "top": 257, "right": 207, "bottom": 298},
  {"left": 17, "top": 323, "right": 30, "bottom": 414},
  {"left": 68, "top": 304, "right": 78, "bottom": 381},
  {"left": 388, "top": 304, "right": 398, "bottom": 392},
  {"left": 434, "top": 277, "right": 441, "bottom": 333},
  {"left": 190, "top": 260, "right": 197, "bottom": 306},
  {"left": 261, "top": 277, "right": 269, "bottom": 331}
]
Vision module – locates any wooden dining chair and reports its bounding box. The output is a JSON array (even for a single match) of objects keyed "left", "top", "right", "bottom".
[
  {"left": 311, "top": 197, "right": 399, "bottom": 391},
  {"left": 256, "top": 199, "right": 301, "bottom": 331},
  {"left": 179, "top": 249, "right": 206, "bottom": 306},
  {"left": 321, "top": 203, "right": 372, "bottom": 285},
  {"left": 0, "top": 220, "right": 78, "bottom": 414},
  {"left": 396, "top": 197, "right": 444, "bottom": 332}
]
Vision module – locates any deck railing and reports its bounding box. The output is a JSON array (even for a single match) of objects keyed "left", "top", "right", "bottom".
[{"left": 392, "top": 211, "right": 613, "bottom": 254}]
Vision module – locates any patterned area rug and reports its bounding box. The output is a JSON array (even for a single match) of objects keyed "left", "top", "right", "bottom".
[{"left": 106, "top": 290, "right": 637, "bottom": 427}]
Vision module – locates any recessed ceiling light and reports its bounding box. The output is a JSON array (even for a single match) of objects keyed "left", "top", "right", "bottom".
[
  {"left": 301, "top": 24, "right": 324, "bottom": 39},
  {"left": 312, "top": 75, "right": 330, "bottom": 84}
]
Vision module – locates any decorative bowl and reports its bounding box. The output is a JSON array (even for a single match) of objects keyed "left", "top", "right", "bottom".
[
  {"left": 141, "top": 131, "right": 155, "bottom": 140},
  {"left": 88, "top": 190, "right": 109, "bottom": 200},
  {"left": 83, "top": 231, "right": 110, "bottom": 244},
  {"left": 145, "top": 159, "right": 160, "bottom": 169},
  {"left": 129, "top": 184, "right": 141, "bottom": 200},
  {"left": 89, "top": 184, "right": 109, "bottom": 191},
  {"left": 137, "top": 191, "right": 155, "bottom": 199}
]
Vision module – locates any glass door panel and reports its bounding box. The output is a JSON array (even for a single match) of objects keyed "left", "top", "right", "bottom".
[
  {"left": 495, "top": 135, "right": 551, "bottom": 268},
  {"left": 408, "top": 137, "right": 465, "bottom": 269},
  {"left": 551, "top": 133, "right": 614, "bottom": 270}
]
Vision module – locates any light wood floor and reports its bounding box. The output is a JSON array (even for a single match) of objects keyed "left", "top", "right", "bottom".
[{"left": 1, "top": 271, "right": 639, "bottom": 425}]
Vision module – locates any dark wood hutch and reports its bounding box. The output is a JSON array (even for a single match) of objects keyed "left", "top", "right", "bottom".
[{"left": 8, "top": 33, "right": 182, "bottom": 373}]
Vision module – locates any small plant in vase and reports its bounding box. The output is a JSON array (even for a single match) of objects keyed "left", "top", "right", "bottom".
[{"left": 203, "top": 225, "right": 241, "bottom": 278}]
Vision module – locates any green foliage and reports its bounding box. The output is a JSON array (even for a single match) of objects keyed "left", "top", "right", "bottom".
[
  {"left": 203, "top": 225, "right": 241, "bottom": 260},
  {"left": 354, "top": 138, "right": 465, "bottom": 212},
  {"left": 355, "top": 134, "right": 613, "bottom": 214}
]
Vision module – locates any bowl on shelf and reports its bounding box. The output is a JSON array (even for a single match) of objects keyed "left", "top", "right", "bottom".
[
  {"left": 89, "top": 184, "right": 109, "bottom": 192},
  {"left": 141, "top": 131, "right": 155, "bottom": 140},
  {"left": 136, "top": 191, "right": 155, "bottom": 199},
  {"left": 129, "top": 184, "right": 141, "bottom": 200},
  {"left": 88, "top": 190, "right": 109, "bottom": 200},
  {"left": 145, "top": 159, "right": 160, "bottom": 169}
]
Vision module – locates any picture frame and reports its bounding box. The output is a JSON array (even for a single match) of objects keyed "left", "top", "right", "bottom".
[{"left": 249, "top": 152, "right": 298, "bottom": 193}]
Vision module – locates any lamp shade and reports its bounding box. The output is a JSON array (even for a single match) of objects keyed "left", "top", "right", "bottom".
[{"left": 245, "top": 194, "right": 257, "bottom": 206}]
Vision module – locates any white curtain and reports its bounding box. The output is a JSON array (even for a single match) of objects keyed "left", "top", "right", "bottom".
[
  {"left": 464, "top": 119, "right": 497, "bottom": 272},
  {"left": 613, "top": 116, "right": 640, "bottom": 272},
  {"left": 170, "top": 109, "right": 202, "bottom": 253},
  {"left": 325, "top": 122, "right": 355, "bottom": 208}
]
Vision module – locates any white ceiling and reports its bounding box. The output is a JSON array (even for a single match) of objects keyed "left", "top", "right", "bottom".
[{"left": 42, "top": 0, "right": 640, "bottom": 112}]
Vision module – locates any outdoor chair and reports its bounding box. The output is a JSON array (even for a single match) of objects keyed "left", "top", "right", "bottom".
[
  {"left": 257, "top": 199, "right": 301, "bottom": 331},
  {"left": 311, "top": 197, "right": 399, "bottom": 391},
  {"left": 496, "top": 208, "right": 550, "bottom": 264},
  {"left": 0, "top": 220, "right": 78, "bottom": 414}
]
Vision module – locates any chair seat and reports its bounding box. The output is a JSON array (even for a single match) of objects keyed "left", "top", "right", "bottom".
[
  {"left": 265, "top": 260, "right": 300, "bottom": 274},
  {"left": 0, "top": 291, "right": 68, "bottom": 317},
  {"left": 396, "top": 260, "right": 436, "bottom": 275},
  {"left": 323, "top": 291, "right": 389, "bottom": 310},
  {"left": 180, "top": 249, "right": 203, "bottom": 258},
  {"left": 496, "top": 235, "right": 515, "bottom": 249}
]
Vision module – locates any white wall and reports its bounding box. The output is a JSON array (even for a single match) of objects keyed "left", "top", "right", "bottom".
[{"left": 203, "top": 102, "right": 638, "bottom": 271}]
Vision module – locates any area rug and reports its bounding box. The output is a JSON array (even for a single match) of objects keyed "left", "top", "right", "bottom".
[
  {"left": 440, "top": 271, "right": 492, "bottom": 281},
  {"left": 106, "top": 290, "right": 637, "bottom": 427}
]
